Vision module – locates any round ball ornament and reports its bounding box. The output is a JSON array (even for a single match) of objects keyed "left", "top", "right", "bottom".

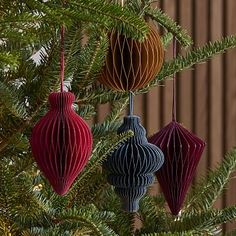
[
  {"left": 99, "top": 25, "right": 164, "bottom": 91},
  {"left": 30, "top": 92, "right": 93, "bottom": 195},
  {"left": 103, "top": 115, "right": 164, "bottom": 212}
]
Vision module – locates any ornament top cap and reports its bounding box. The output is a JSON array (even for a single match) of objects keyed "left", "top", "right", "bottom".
[
  {"left": 118, "top": 115, "right": 146, "bottom": 139},
  {"left": 49, "top": 92, "right": 75, "bottom": 109}
]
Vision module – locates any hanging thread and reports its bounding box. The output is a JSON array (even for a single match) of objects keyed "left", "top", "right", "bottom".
[
  {"left": 172, "top": 37, "right": 177, "bottom": 121},
  {"left": 120, "top": 0, "right": 134, "bottom": 117},
  {"left": 60, "top": 25, "right": 65, "bottom": 92},
  {"left": 129, "top": 92, "right": 134, "bottom": 116}
]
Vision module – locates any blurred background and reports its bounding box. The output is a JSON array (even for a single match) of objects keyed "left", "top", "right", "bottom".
[{"left": 96, "top": 0, "right": 236, "bottom": 231}]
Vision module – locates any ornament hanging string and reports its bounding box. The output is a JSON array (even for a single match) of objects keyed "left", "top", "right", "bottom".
[
  {"left": 120, "top": 0, "right": 134, "bottom": 117},
  {"left": 129, "top": 92, "right": 134, "bottom": 116},
  {"left": 172, "top": 37, "right": 177, "bottom": 121},
  {"left": 60, "top": 25, "right": 65, "bottom": 92}
]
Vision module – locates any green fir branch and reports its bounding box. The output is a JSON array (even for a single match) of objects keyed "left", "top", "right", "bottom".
[
  {"left": 213, "top": 206, "right": 236, "bottom": 226},
  {"left": 99, "top": 188, "right": 136, "bottom": 236},
  {"left": 25, "top": 0, "right": 148, "bottom": 40},
  {"left": 0, "top": 81, "right": 27, "bottom": 119},
  {"left": 69, "top": 0, "right": 148, "bottom": 40},
  {"left": 57, "top": 205, "right": 118, "bottom": 236},
  {"left": 140, "top": 232, "right": 195, "bottom": 236},
  {"left": 0, "top": 52, "right": 19, "bottom": 68},
  {"left": 104, "top": 97, "right": 129, "bottom": 123},
  {"left": 137, "top": 195, "right": 172, "bottom": 234},
  {"left": 73, "top": 30, "right": 109, "bottom": 88},
  {"left": 144, "top": 7, "right": 193, "bottom": 47},
  {"left": 78, "top": 86, "right": 128, "bottom": 105},
  {"left": 70, "top": 130, "right": 133, "bottom": 191},
  {"left": 92, "top": 121, "right": 122, "bottom": 139},
  {"left": 64, "top": 25, "right": 83, "bottom": 78},
  {"left": 161, "top": 32, "right": 173, "bottom": 48},
  {"left": 141, "top": 34, "right": 236, "bottom": 92},
  {"left": 185, "top": 148, "right": 236, "bottom": 212},
  {"left": 77, "top": 104, "right": 96, "bottom": 120},
  {"left": 173, "top": 208, "right": 232, "bottom": 234},
  {"left": 66, "top": 131, "right": 134, "bottom": 208}
]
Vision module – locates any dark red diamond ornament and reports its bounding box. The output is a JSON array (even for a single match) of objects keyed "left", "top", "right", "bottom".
[{"left": 149, "top": 121, "right": 205, "bottom": 215}]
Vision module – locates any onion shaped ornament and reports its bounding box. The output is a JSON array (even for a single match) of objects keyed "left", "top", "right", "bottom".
[
  {"left": 99, "top": 24, "right": 164, "bottom": 91},
  {"left": 103, "top": 115, "right": 164, "bottom": 212},
  {"left": 30, "top": 92, "right": 93, "bottom": 195},
  {"left": 149, "top": 121, "right": 205, "bottom": 215}
]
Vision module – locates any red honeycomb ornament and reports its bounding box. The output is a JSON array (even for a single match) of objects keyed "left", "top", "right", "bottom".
[
  {"left": 30, "top": 92, "right": 93, "bottom": 195},
  {"left": 149, "top": 121, "right": 205, "bottom": 215}
]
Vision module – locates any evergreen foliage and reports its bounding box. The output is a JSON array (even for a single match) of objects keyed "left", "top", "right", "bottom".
[{"left": 1, "top": 0, "right": 236, "bottom": 235}]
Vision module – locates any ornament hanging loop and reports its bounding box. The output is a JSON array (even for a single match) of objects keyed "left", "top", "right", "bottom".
[
  {"left": 172, "top": 37, "right": 177, "bottom": 121},
  {"left": 60, "top": 25, "right": 65, "bottom": 92}
]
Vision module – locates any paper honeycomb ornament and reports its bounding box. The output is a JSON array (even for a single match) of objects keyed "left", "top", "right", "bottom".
[
  {"left": 99, "top": 25, "right": 164, "bottom": 91},
  {"left": 103, "top": 115, "right": 164, "bottom": 212},
  {"left": 148, "top": 37, "right": 206, "bottom": 215},
  {"left": 149, "top": 121, "right": 205, "bottom": 215},
  {"left": 30, "top": 92, "right": 93, "bottom": 195}
]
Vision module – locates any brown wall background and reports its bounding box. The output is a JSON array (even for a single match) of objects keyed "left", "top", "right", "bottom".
[{"left": 97, "top": 0, "right": 236, "bottom": 232}]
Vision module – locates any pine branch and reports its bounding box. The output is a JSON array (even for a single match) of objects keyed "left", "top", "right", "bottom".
[
  {"left": 0, "top": 220, "right": 19, "bottom": 235},
  {"left": 64, "top": 25, "right": 83, "bottom": 78},
  {"left": 0, "top": 81, "right": 27, "bottom": 119},
  {"left": 105, "top": 97, "right": 129, "bottom": 123},
  {"left": 140, "top": 232, "right": 195, "bottom": 236},
  {"left": 78, "top": 86, "right": 128, "bottom": 105},
  {"left": 99, "top": 188, "right": 136, "bottom": 236},
  {"left": 66, "top": 131, "right": 134, "bottom": 207},
  {"left": 69, "top": 0, "right": 149, "bottom": 40},
  {"left": 0, "top": 114, "right": 36, "bottom": 154},
  {"left": 185, "top": 148, "right": 236, "bottom": 212},
  {"left": 92, "top": 97, "right": 128, "bottom": 139},
  {"left": 161, "top": 32, "right": 173, "bottom": 48},
  {"left": 140, "top": 34, "right": 236, "bottom": 92},
  {"left": 72, "top": 30, "right": 108, "bottom": 89},
  {"left": 0, "top": 12, "right": 46, "bottom": 44},
  {"left": 92, "top": 121, "right": 122, "bottom": 139},
  {"left": 23, "top": 47, "right": 60, "bottom": 109},
  {"left": 71, "top": 130, "right": 133, "bottom": 188},
  {"left": 173, "top": 207, "right": 236, "bottom": 234},
  {"left": 56, "top": 205, "right": 118, "bottom": 236},
  {"left": 77, "top": 104, "right": 96, "bottom": 120},
  {"left": 0, "top": 43, "right": 59, "bottom": 154},
  {"left": 213, "top": 206, "right": 236, "bottom": 226},
  {"left": 0, "top": 52, "right": 19, "bottom": 68},
  {"left": 137, "top": 195, "right": 172, "bottom": 234},
  {"left": 25, "top": 0, "right": 148, "bottom": 40},
  {"left": 144, "top": 7, "right": 193, "bottom": 47},
  {"left": 0, "top": 161, "right": 52, "bottom": 231}
]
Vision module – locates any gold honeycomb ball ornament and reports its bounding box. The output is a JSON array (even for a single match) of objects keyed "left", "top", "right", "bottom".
[{"left": 99, "top": 25, "right": 164, "bottom": 91}]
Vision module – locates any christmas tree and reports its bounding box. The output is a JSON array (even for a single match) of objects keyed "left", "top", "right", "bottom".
[{"left": 1, "top": 0, "right": 236, "bottom": 235}]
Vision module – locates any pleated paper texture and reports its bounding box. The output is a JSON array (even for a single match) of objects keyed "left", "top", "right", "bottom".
[
  {"left": 30, "top": 92, "right": 93, "bottom": 195},
  {"left": 99, "top": 25, "right": 164, "bottom": 91},
  {"left": 104, "top": 115, "right": 164, "bottom": 212},
  {"left": 149, "top": 121, "right": 205, "bottom": 215}
]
